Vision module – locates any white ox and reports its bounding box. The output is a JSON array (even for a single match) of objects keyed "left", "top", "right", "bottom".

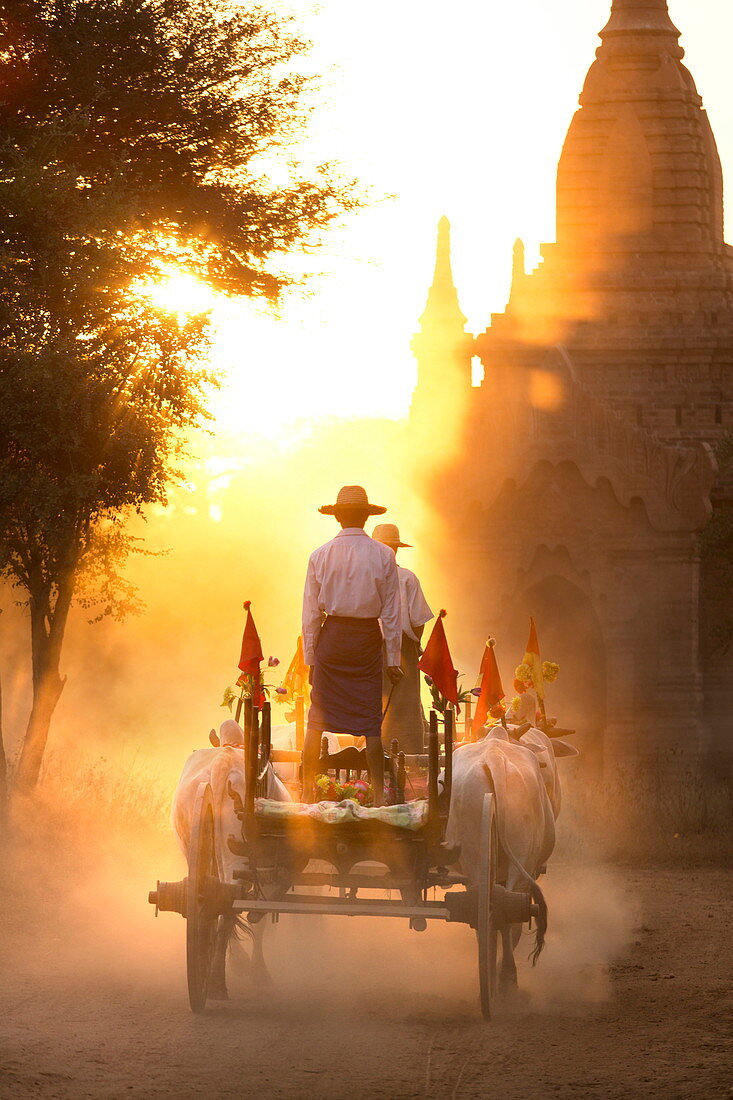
[
  {"left": 171, "top": 718, "right": 291, "bottom": 997},
  {"left": 446, "top": 723, "right": 577, "bottom": 987}
]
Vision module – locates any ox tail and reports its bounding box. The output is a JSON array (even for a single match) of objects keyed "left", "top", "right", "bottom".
[
  {"left": 483, "top": 759, "right": 548, "bottom": 966},
  {"left": 527, "top": 879, "right": 547, "bottom": 965},
  {"left": 231, "top": 914, "right": 254, "bottom": 944}
]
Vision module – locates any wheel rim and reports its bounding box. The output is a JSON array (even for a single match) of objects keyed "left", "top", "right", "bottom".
[
  {"left": 186, "top": 783, "right": 220, "bottom": 1013},
  {"left": 477, "top": 792, "right": 499, "bottom": 1020}
]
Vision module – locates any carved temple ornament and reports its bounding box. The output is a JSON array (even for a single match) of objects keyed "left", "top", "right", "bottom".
[{"left": 474, "top": 346, "right": 717, "bottom": 533}]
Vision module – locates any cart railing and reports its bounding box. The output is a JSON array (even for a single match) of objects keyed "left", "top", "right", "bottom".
[
  {"left": 239, "top": 699, "right": 455, "bottom": 831},
  {"left": 426, "top": 706, "right": 454, "bottom": 829},
  {"left": 240, "top": 697, "right": 277, "bottom": 835}
]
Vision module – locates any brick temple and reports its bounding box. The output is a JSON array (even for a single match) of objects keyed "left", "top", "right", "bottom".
[{"left": 410, "top": 0, "right": 733, "bottom": 772}]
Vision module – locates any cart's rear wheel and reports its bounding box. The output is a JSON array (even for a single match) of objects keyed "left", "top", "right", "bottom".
[
  {"left": 476, "top": 792, "right": 499, "bottom": 1020},
  {"left": 186, "top": 782, "right": 220, "bottom": 1013}
]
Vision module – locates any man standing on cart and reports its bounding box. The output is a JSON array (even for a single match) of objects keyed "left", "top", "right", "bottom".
[
  {"left": 372, "top": 523, "right": 433, "bottom": 754},
  {"left": 302, "top": 485, "right": 403, "bottom": 805}
]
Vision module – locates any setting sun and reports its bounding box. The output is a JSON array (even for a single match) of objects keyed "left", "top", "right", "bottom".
[{"left": 140, "top": 267, "right": 220, "bottom": 321}]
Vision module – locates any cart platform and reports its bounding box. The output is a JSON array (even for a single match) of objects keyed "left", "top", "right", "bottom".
[{"left": 254, "top": 796, "right": 429, "bottom": 831}]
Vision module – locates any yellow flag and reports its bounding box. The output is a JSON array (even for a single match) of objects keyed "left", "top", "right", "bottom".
[{"left": 280, "top": 635, "right": 311, "bottom": 709}]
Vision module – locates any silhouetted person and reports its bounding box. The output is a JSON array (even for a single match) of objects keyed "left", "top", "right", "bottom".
[
  {"left": 372, "top": 523, "right": 433, "bottom": 754},
  {"left": 302, "top": 486, "right": 403, "bottom": 805}
]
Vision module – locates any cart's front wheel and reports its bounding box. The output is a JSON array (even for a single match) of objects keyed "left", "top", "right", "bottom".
[
  {"left": 186, "top": 782, "right": 220, "bottom": 1013},
  {"left": 476, "top": 792, "right": 499, "bottom": 1020}
]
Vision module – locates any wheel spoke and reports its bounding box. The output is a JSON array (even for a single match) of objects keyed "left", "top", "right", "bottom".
[{"left": 477, "top": 792, "right": 498, "bottom": 1020}]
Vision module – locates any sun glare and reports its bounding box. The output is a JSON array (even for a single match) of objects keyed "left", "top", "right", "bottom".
[{"left": 141, "top": 268, "right": 220, "bottom": 322}]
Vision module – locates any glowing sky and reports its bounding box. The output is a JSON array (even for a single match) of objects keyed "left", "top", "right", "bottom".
[
  {"left": 183, "top": 0, "right": 733, "bottom": 433},
  {"left": 22, "top": 1, "right": 733, "bottom": 766}
]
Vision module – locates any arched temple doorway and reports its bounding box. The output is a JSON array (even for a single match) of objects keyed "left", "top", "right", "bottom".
[{"left": 506, "top": 575, "right": 607, "bottom": 773}]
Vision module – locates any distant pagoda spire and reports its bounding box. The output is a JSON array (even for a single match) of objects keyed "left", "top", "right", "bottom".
[
  {"left": 411, "top": 216, "right": 472, "bottom": 417},
  {"left": 508, "top": 238, "right": 525, "bottom": 305},
  {"left": 419, "top": 216, "right": 466, "bottom": 329}
]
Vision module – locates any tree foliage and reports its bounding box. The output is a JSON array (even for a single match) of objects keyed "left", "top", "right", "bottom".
[
  {"left": 0, "top": 0, "right": 357, "bottom": 787},
  {"left": 1, "top": 0, "right": 351, "bottom": 295}
]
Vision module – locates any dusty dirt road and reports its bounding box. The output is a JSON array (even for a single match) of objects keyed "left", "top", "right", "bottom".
[{"left": 1, "top": 829, "right": 731, "bottom": 1100}]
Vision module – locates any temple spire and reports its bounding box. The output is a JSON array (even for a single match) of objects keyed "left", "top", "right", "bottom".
[
  {"left": 555, "top": 0, "right": 723, "bottom": 254},
  {"left": 600, "top": 0, "right": 682, "bottom": 53},
  {"left": 419, "top": 216, "right": 466, "bottom": 329}
]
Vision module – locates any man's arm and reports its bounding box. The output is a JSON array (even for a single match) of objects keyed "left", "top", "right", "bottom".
[
  {"left": 302, "top": 554, "right": 321, "bottom": 666},
  {"left": 380, "top": 551, "right": 402, "bottom": 669}
]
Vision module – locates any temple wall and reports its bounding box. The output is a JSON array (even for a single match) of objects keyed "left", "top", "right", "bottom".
[
  {"left": 409, "top": 1, "right": 733, "bottom": 772},
  {"left": 424, "top": 457, "right": 710, "bottom": 775}
]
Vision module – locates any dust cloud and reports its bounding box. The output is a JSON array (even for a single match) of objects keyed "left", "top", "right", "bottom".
[
  {"left": 519, "top": 861, "right": 638, "bottom": 1012},
  {"left": 1, "top": 760, "right": 636, "bottom": 1026},
  {"left": 0, "top": 400, "right": 642, "bottom": 1029},
  {"left": 246, "top": 861, "right": 636, "bottom": 1020},
  {"left": 0, "top": 780, "right": 184, "bottom": 998}
]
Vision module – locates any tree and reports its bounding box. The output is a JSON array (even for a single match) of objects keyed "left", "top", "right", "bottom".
[{"left": 0, "top": 0, "right": 356, "bottom": 789}]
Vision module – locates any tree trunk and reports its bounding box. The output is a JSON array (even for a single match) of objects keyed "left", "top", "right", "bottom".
[
  {"left": 0, "top": 671, "right": 7, "bottom": 827},
  {"left": 14, "top": 667, "right": 67, "bottom": 792},
  {"left": 15, "top": 575, "right": 73, "bottom": 792}
]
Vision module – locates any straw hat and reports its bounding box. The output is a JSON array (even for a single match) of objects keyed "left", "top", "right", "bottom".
[
  {"left": 372, "top": 523, "right": 411, "bottom": 548},
  {"left": 319, "top": 485, "right": 387, "bottom": 516}
]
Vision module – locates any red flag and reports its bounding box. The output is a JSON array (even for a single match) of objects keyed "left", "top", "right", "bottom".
[
  {"left": 472, "top": 638, "right": 505, "bottom": 734},
  {"left": 238, "top": 600, "right": 263, "bottom": 676},
  {"left": 418, "top": 609, "right": 459, "bottom": 706}
]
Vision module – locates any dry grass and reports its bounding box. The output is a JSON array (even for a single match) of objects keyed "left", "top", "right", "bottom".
[
  {"left": 0, "top": 752, "right": 179, "bottom": 954},
  {"left": 1, "top": 750, "right": 174, "bottom": 897},
  {"left": 36, "top": 750, "right": 172, "bottom": 834},
  {"left": 557, "top": 765, "right": 733, "bottom": 864}
]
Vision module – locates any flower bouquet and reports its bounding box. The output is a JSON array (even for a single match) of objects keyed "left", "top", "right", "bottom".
[{"left": 315, "top": 774, "right": 374, "bottom": 806}]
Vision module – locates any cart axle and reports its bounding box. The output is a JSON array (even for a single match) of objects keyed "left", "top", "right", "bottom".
[
  {"left": 236, "top": 896, "right": 453, "bottom": 921},
  {"left": 445, "top": 884, "right": 540, "bottom": 929},
  {"left": 148, "top": 878, "right": 187, "bottom": 917},
  {"left": 148, "top": 877, "right": 236, "bottom": 918}
]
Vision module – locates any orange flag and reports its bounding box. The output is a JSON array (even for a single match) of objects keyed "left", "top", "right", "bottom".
[
  {"left": 522, "top": 616, "right": 544, "bottom": 702},
  {"left": 418, "top": 609, "right": 460, "bottom": 706},
  {"left": 238, "top": 600, "right": 263, "bottom": 677},
  {"left": 471, "top": 639, "right": 505, "bottom": 734},
  {"left": 476, "top": 641, "right": 490, "bottom": 682}
]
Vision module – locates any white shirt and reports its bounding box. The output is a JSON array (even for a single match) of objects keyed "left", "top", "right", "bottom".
[
  {"left": 302, "top": 528, "right": 402, "bottom": 666},
  {"left": 397, "top": 565, "right": 433, "bottom": 642}
]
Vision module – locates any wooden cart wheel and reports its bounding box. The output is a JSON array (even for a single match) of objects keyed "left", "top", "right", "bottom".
[
  {"left": 476, "top": 791, "right": 499, "bottom": 1020},
  {"left": 186, "top": 782, "right": 220, "bottom": 1013}
]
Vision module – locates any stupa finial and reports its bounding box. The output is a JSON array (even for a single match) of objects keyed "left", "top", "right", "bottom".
[
  {"left": 419, "top": 216, "right": 466, "bottom": 329},
  {"left": 600, "top": 0, "right": 681, "bottom": 44}
]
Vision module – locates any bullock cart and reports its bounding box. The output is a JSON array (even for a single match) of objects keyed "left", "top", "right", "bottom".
[{"left": 148, "top": 700, "right": 543, "bottom": 1019}]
